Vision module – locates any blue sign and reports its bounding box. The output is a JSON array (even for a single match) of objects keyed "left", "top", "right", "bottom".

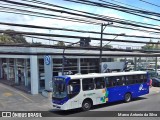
[
  {"left": 103, "top": 64, "right": 108, "bottom": 69},
  {"left": 44, "top": 55, "right": 51, "bottom": 65}
]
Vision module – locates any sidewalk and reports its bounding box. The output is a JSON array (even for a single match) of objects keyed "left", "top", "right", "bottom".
[
  {"left": 0, "top": 79, "right": 31, "bottom": 94},
  {"left": 149, "top": 87, "right": 160, "bottom": 94},
  {"left": 0, "top": 83, "right": 52, "bottom": 111}
]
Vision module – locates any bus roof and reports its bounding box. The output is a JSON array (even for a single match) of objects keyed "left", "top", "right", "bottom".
[{"left": 67, "top": 71, "right": 147, "bottom": 80}]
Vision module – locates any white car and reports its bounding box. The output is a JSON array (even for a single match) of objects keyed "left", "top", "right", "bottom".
[{"left": 157, "top": 69, "right": 160, "bottom": 76}]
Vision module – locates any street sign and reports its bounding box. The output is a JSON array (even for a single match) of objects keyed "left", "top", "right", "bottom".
[{"left": 44, "top": 55, "right": 51, "bottom": 65}]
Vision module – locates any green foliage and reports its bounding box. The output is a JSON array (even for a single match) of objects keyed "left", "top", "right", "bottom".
[
  {"left": 55, "top": 41, "right": 65, "bottom": 46},
  {"left": 103, "top": 44, "right": 113, "bottom": 48},
  {"left": 142, "top": 40, "right": 160, "bottom": 50},
  {"left": 0, "top": 29, "right": 28, "bottom": 44}
]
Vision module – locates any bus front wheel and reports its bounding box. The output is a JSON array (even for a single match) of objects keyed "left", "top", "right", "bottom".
[
  {"left": 82, "top": 100, "right": 92, "bottom": 111},
  {"left": 124, "top": 93, "right": 132, "bottom": 102}
]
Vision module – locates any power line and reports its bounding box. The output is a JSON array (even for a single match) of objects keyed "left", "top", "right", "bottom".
[
  {"left": 2, "top": 0, "right": 160, "bottom": 37},
  {"left": 2, "top": 0, "right": 160, "bottom": 33},
  {"left": 110, "top": 0, "right": 148, "bottom": 11},
  {"left": 2, "top": 9, "right": 160, "bottom": 35},
  {"left": 1, "top": 21, "right": 160, "bottom": 39},
  {"left": 0, "top": 29, "right": 159, "bottom": 44},
  {"left": 65, "top": 0, "right": 160, "bottom": 21},
  {"left": 25, "top": 35, "right": 75, "bottom": 44},
  {"left": 0, "top": 5, "right": 100, "bottom": 25},
  {"left": 139, "top": 0, "right": 160, "bottom": 8},
  {"left": 2, "top": 0, "right": 160, "bottom": 32},
  {"left": 21, "top": 0, "right": 160, "bottom": 27},
  {"left": 110, "top": 24, "right": 160, "bottom": 34}
]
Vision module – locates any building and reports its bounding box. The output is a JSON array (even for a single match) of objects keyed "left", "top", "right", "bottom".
[{"left": 0, "top": 44, "right": 159, "bottom": 94}]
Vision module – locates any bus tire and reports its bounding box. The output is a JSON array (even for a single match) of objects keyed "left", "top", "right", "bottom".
[
  {"left": 82, "top": 99, "right": 92, "bottom": 111},
  {"left": 124, "top": 93, "right": 132, "bottom": 102}
]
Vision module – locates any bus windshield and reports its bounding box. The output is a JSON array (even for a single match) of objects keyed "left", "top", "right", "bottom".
[{"left": 52, "top": 77, "right": 67, "bottom": 99}]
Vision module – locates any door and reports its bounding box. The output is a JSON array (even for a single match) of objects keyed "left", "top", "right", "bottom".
[
  {"left": 105, "top": 77, "right": 118, "bottom": 102},
  {"left": 94, "top": 77, "right": 107, "bottom": 104},
  {"left": 82, "top": 78, "right": 96, "bottom": 105}
]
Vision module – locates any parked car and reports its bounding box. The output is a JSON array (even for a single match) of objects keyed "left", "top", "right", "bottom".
[
  {"left": 140, "top": 68, "right": 157, "bottom": 77},
  {"left": 156, "top": 69, "right": 160, "bottom": 76},
  {"left": 152, "top": 78, "right": 160, "bottom": 87}
]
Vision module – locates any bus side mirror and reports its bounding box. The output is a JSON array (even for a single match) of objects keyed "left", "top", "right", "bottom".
[{"left": 67, "top": 85, "right": 73, "bottom": 94}]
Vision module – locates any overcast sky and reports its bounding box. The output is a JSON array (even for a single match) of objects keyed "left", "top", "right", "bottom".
[{"left": 0, "top": 0, "right": 160, "bottom": 48}]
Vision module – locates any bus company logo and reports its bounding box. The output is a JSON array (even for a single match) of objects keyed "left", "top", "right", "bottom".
[
  {"left": 139, "top": 84, "right": 143, "bottom": 91},
  {"left": 44, "top": 55, "right": 51, "bottom": 65},
  {"left": 2, "top": 112, "right": 11, "bottom": 117}
]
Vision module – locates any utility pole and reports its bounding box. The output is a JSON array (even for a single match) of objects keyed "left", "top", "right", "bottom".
[
  {"left": 99, "top": 24, "right": 103, "bottom": 73},
  {"left": 99, "top": 22, "right": 125, "bottom": 73},
  {"left": 62, "top": 41, "right": 81, "bottom": 75},
  {"left": 99, "top": 22, "right": 113, "bottom": 73}
]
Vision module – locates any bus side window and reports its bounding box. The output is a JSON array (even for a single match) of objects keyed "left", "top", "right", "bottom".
[
  {"left": 136, "top": 75, "right": 144, "bottom": 83},
  {"left": 105, "top": 77, "right": 110, "bottom": 87},
  {"left": 143, "top": 75, "right": 147, "bottom": 83},
  {"left": 105, "top": 77, "right": 116, "bottom": 87},
  {"left": 82, "top": 78, "right": 94, "bottom": 91},
  {"left": 116, "top": 76, "right": 126, "bottom": 86},
  {"left": 68, "top": 79, "right": 80, "bottom": 98},
  {"left": 94, "top": 77, "right": 105, "bottom": 89},
  {"left": 117, "top": 76, "right": 126, "bottom": 86},
  {"left": 126, "top": 75, "right": 135, "bottom": 85}
]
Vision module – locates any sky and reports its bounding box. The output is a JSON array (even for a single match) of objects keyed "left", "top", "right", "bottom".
[{"left": 0, "top": 0, "right": 160, "bottom": 48}]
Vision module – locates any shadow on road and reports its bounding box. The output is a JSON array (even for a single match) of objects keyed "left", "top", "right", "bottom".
[{"left": 49, "top": 97, "right": 147, "bottom": 116}]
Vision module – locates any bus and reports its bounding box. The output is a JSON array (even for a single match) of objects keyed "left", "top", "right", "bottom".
[{"left": 52, "top": 71, "right": 150, "bottom": 111}]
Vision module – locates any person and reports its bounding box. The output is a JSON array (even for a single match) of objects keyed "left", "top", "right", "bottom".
[
  {"left": 18, "top": 70, "right": 21, "bottom": 85},
  {"left": 150, "top": 79, "right": 152, "bottom": 88}
]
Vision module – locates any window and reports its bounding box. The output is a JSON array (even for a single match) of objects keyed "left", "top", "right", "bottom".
[
  {"left": 82, "top": 78, "right": 94, "bottom": 91},
  {"left": 116, "top": 76, "right": 126, "bottom": 86},
  {"left": 143, "top": 75, "right": 147, "bottom": 83},
  {"left": 126, "top": 75, "right": 136, "bottom": 85},
  {"left": 105, "top": 77, "right": 117, "bottom": 87},
  {"left": 136, "top": 75, "right": 145, "bottom": 83},
  {"left": 68, "top": 79, "right": 80, "bottom": 98},
  {"left": 94, "top": 77, "right": 105, "bottom": 89}
]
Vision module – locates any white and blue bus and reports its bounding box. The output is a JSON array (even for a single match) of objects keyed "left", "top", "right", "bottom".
[{"left": 52, "top": 71, "right": 150, "bottom": 111}]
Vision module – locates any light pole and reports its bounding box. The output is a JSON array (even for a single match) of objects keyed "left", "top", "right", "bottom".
[
  {"left": 99, "top": 32, "right": 125, "bottom": 73},
  {"left": 99, "top": 23, "right": 113, "bottom": 72}
]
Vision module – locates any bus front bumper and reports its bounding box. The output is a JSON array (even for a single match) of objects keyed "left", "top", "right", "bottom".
[{"left": 52, "top": 104, "right": 68, "bottom": 110}]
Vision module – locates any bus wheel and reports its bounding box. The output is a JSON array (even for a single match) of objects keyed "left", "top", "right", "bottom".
[
  {"left": 124, "top": 93, "right": 131, "bottom": 102},
  {"left": 82, "top": 100, "right": 92, "bottom": 111}
]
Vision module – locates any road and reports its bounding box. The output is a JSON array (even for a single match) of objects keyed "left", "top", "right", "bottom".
[{"left": 0, "top": 83, "right": 160, "bottom": 120}]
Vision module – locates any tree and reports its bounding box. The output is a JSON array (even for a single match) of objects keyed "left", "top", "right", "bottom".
[
  {"left": 55, "top": 41, "right": 65, "bottom": 46},
  {"left": 103, "top": 44, "right": 113, "bottom": 48},
  {"left": 0, "top": 29, "right": 28, "bottom": 44},
  {"left": 142, "top": 40, "right": 160, "bottom": 50}
]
